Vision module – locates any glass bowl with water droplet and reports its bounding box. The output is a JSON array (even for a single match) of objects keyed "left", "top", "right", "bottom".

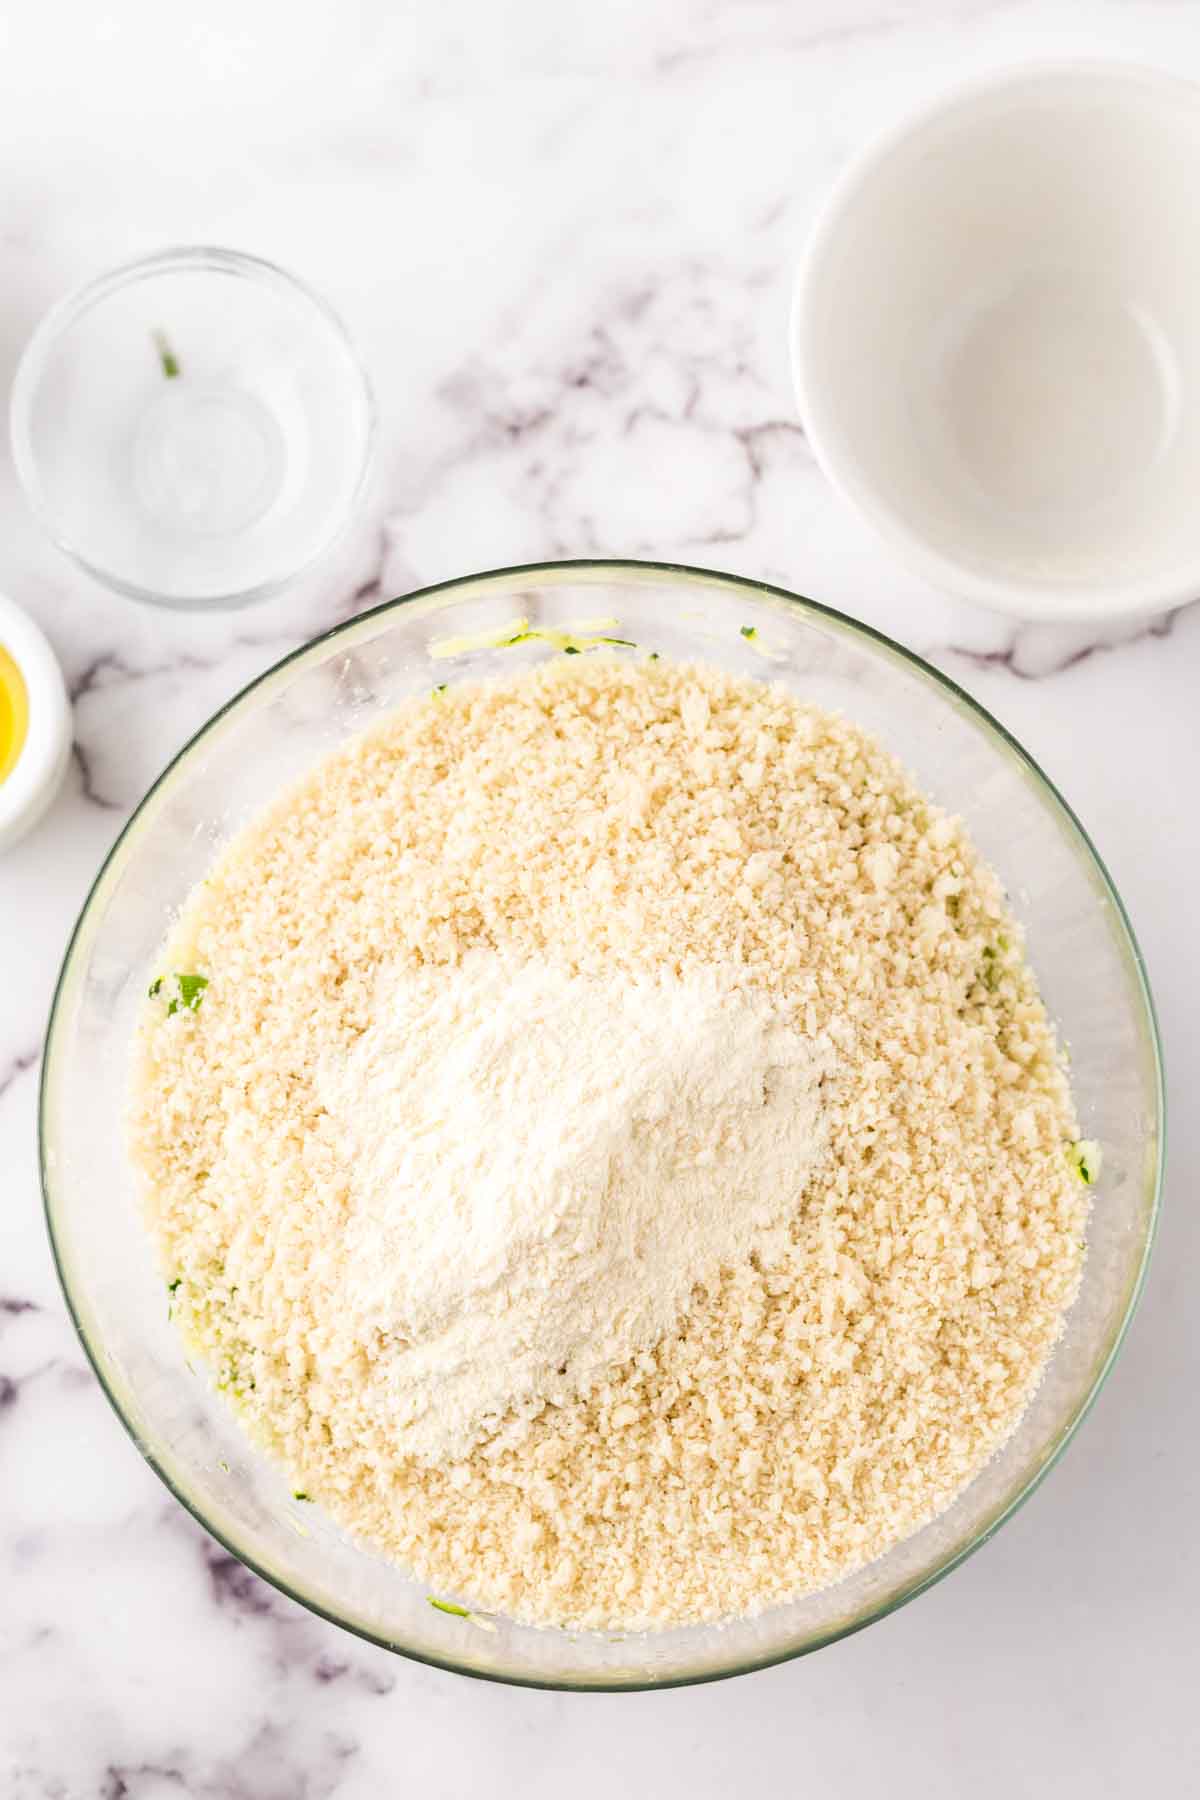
[{"left": 10, "top": 247, "right": 375, "bottom": 610}]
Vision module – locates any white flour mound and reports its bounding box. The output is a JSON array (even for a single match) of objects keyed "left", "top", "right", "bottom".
[{"left": 318, "top": 953, "right": 834, "bottom": 1463}]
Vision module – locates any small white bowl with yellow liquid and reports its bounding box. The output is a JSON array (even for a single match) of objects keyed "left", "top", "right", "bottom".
[{"left": 0, "top": 592, "right": 70, "bottom": 851}]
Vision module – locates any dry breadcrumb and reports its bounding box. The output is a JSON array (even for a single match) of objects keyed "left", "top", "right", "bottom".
[{"left": 129, "top": 657, "right": 1087, "bottom": 1630}]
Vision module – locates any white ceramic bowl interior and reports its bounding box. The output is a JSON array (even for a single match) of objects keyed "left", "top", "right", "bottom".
[{"left": 793, "top": 64, "right": 1200, "bottom": 619}]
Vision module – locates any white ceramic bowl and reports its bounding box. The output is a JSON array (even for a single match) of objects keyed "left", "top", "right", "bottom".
[{"left": 792, "top": 63, "right": 1200, "bottom": 620}]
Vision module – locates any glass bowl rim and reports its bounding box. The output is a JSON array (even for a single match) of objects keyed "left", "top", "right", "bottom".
[
  {"left": 39, "top": 557, "right": 1166, "bottom": 1690},
  {"left": 9, "top": 243, "right": 377, "bottom": 610}
]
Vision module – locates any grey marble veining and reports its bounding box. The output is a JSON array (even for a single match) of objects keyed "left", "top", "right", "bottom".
[{"left": 1, "top": 1, "right": 1198, "bottom": 1795}]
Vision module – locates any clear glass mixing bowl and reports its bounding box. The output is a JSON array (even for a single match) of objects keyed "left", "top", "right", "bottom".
[{"left": 40, "top": 561, "right": 1164, "bottom": 1689}]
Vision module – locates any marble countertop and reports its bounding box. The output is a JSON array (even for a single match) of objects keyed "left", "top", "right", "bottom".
[{"left": 2, "top": 1, "right": 1197, "bottom": 1794}]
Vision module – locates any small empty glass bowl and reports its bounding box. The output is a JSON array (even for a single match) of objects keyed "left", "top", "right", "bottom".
[{"left": 11, "top": 247, "right": 374, "bottom": 610}]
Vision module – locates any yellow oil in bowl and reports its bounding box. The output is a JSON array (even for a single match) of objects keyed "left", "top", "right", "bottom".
[{"left": 0, "top": 643, "right": 29, "bottom": 784}]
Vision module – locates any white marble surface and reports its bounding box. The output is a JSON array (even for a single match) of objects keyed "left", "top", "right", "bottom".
[{"left": 1, "top": 0, "right": 1197, "bottom": 1793}]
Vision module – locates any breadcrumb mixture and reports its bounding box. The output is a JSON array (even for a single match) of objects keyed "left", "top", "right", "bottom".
[{"left": 130, "top": 657, "right": 1087, "bottom": 1630}]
